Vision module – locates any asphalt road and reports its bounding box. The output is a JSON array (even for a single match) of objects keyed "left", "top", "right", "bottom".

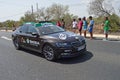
[{"left": 0, "top": 31, "right": 120, "bottom": 80}]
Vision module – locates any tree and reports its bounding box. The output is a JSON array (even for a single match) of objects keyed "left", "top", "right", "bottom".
[
  {"left": 49, "top": 4, "right": 69, "bottom": 20},
  {"left": 5, "top": 20, "right": 15, "bottom": 27},
  {"left": 61, "top": 13, "right": 74, "bottom": 29},
  {"left": 20, "top": 11, "right": 36, "bottom": 23},
  {"left": 35, "top": 4, "right": 69, "bottom": 21},
  {"left": 19, "top": 3, "right": 78, "bottom": 30},
  {"left": 109, "top": 14, "right": 120, "bottom": 31},
  {"left": 0, "top": 22, "right": 3, "bottom": 27},
  {"left": 36, "top": 8, "right": 52, "bottom": 21},
  {"left": 88, "top": 0, "right": 120, "bottom": 31},
  {"left": 88, "top": 0, "right": 115, "bottom": 16},
  {"left": 118, "top": 8, "right": 120, "bottom": 14}
]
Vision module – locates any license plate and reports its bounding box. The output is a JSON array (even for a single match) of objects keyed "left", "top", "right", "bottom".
[{"left": 78, "top": 45, "right": 85, "bottom": 51}]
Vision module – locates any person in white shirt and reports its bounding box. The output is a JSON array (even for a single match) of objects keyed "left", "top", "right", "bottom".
[{"left": 72, "top": 19, "right": 77, "bottom": 33}]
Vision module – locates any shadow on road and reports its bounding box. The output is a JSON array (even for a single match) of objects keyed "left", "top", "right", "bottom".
[
  {"left": 21, "top": 49, "right": 44, "bottom": 58},
  {"left": 21, "top": 49, "right": 93, "bottom": 64},
  {"left": 55, "top": 51, "right": 93, "bottom": 64}
]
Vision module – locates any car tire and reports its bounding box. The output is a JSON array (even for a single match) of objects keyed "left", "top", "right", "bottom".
[
  {"left": 43, "top": 44, "right": 58, "bottom": 61},
  {"left": 13, "top": 37, "right": 21, "bottom": 50}
]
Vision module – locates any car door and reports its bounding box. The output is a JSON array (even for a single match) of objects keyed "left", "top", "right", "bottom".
[
  {"left": 18, "top": 25, "right": 29, "bottom": 48},
  {"left": 27, "top": 26, "right": 41, "bottom": 52}
]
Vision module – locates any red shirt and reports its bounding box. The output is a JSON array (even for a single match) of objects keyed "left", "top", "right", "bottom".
[
  {"left": 57, "top": 21, "right": 61, "bottom": 27},
  {"left": 77, "top": 21, "right": 83, "bottom": 30}
]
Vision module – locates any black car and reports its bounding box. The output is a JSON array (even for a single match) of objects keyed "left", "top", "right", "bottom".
[{"left": 12, "top": 21, "right": 86, "bottom": 61}]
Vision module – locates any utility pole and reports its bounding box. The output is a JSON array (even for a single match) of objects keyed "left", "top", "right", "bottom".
[
  {"left": 31, "top": 5, "right": 35, "bottom": 21},
  {"left": 31, "top": 5, "right": 34, "bottom": 14},
  {"left": 36, "top": 3, "right": 39, "bottom": 12},
  {"left": 36, "top": 3, "right": 39, "bottom": 21}
]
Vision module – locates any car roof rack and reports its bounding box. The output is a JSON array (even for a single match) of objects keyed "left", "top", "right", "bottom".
[{"left": 39, "top": 21, "right": 52, "bottom": 23}]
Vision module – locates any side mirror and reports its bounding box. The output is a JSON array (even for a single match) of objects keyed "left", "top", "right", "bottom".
[{"left": 31, "top": 32, "right": 39, "bottom": 37}]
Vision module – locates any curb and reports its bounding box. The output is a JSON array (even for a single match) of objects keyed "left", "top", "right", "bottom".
[
  {"left": 80, "top": 34, "right": 120, "bottom": 41},
  {"left": 0, "top": 30, "right": 13, "bottom": 32},
  {"left": 93, "top": 34, "right": 120, "bottom": 40}
]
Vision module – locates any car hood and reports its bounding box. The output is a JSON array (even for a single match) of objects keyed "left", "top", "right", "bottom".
[{"left": 41, "top": 31, "right": 84, "bottom": 42}]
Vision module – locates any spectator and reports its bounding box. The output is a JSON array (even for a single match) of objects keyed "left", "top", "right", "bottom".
[
  {"left": 72, "top": 19, "right": 77, "bottom": 33},
  {"left": 88, "top": 16, "right": 94, "bottom": 39},
  {"left": 61, "top": 19, "right": 65, "bottom": 29},
  {"left": 103, "top": 17, "right": 110, "bottom": 40},
  {"left": 57, "top": 21, "right": 61, "bottom": 27},
  {"left": 12, "top": 24, "right": 16, "bottom": 31},
  {"left": 83, "top": 17, "right": 88, "bottom": 38},
  {"left": 77, "top": 18, "right": 83, "bottom": 35}
]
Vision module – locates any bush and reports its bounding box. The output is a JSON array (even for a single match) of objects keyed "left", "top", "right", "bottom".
[{"left": 94, "top": 14, "right": 120, "bottom": 32}]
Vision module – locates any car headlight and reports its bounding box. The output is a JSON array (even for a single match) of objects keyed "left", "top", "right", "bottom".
[
  {"left": 79, "top": 36, "right": 86, "bottom": 43},
  {"left": 56, "top": 42, "right": 70, "bottom": 47}
]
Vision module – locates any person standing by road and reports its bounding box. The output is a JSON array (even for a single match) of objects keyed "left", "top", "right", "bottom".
[
  {"left": 12, "top": 24, "right": 16, "bottom": 31},
  {"left": 72, "top": 19, "right": 78, "bottom": 33},
  {"left": 57, "top": 21, "right": 61, "bottom": 27},
  {"left": 88, "top": 16, "right": 94, "bottom": 39},
  {"left": 83, "top": 17, "right": 88, "bottom": 38},
  {"left": 61, "top": 19, "right": 65, "bottom": 29},
  {"left": 77, "top": 18, "right": 83, "bottom": 35},
  {"left": 102, "top": 17, "right": 110, "bottom": 40}
]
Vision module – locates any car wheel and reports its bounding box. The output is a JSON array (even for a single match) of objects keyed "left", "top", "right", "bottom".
[
  {"left": 43, "top": 45, "right": 57, "bottom": 61},
  {"left": 13, "top": 37, "right": 21, "bottom": 50}
]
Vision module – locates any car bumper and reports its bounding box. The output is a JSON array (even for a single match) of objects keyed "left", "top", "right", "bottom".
[{"left": 55, "top": 44, "right": 86, "bottom": 58}]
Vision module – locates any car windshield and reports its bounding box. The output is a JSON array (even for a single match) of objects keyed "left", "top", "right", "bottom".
[{"left": 38, "top": 25, "right": 65, "bottom": 35}]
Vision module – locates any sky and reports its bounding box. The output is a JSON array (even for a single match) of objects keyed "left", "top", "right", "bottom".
[{"left": 0, "top": 0, "right": 119, "bottom": 22}]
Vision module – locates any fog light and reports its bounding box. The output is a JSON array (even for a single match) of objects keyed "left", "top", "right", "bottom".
[
  {"left": 64, "top": 50, "right": 71, "bottom": 52},
  {"left": 61, "top": 53, "right": 69, "bottom": 55}
]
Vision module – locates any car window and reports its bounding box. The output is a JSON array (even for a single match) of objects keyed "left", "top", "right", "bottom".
[
  {"left": 28, "top": 26, "right": 37, "bottom": 33},
  {"left": 38, "top": 25, "right": 65, "bottom": 35},
  {"left": 19, "top": 26, "right": 28, "bottom": 33}
]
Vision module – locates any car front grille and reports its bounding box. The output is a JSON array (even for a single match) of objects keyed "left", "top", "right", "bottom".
[{"left": 71, "top": 40, "right": 85, "bottom": 48}]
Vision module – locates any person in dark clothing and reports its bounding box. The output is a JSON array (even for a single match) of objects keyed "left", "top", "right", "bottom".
[{"left": 61, "top": 19, "right": 65, "bottom": 29}]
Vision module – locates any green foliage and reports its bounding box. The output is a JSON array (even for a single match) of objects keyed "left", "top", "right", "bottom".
[
  {"left": 0, "top": 22, "right": 3, "bottom": 27},
  {"left": 94, "top": 16, "right": 104, "bottom": 24},
  {"left": 109, "top": 14, "right": 120, "bottom": 32},
  {"left": 94, "top": 14, "right": 120, "bottom": 32},
  {"left": 49, "top": 4, "right": 69, "bottom": 20},
  {"left": 5, "top": 20, "right": 15, "bottom": 28},
  {"left": 35, "top": 4, "right": 69, "bottom": 21},
  {"left": 19, "top": 11, "right": 36, "bottom": 23},
  {"left": 88, "top": 0, "right": 120, "bottom": 32}
]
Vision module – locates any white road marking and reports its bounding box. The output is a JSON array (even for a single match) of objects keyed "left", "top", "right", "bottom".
[{"left": 1, "top": 36, "right": 12, "bottom": 41}]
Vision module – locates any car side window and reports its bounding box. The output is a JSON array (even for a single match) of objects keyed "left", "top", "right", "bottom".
[
  {"left": 19, "top": 26, "right": 28, "bottom": 33},
  {"left": 28, "top": 26, "right": 38, "bottom": 34}
]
